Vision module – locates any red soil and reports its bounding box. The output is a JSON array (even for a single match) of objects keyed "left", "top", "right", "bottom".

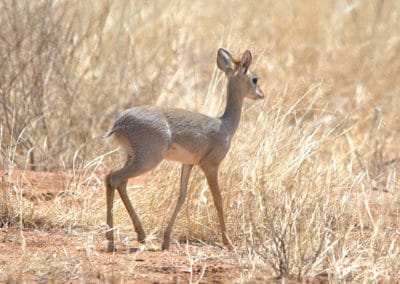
[{"left": 0, "top": 170, "right": 239, "bottom": 283}]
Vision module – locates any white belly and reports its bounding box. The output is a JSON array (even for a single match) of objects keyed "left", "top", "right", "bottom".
[{"left": 165, "top": 143, "right": 200, "bottom": 165}]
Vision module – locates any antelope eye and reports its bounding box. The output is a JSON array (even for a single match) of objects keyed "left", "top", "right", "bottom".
[{"left": 252, "top": 77, "right": 259, "bottom": 85}]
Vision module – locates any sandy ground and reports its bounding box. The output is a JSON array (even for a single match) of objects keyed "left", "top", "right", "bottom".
[{"left": 0, "top": 170, "right": 242, "bottom": 283}]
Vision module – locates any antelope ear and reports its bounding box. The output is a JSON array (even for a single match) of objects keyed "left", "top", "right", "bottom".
[
  {"left": 239, "top": 50, "right": 252, "bottom": 74},
  {"left": 217, "top": 48, "right": 233, "bottom": 74}
]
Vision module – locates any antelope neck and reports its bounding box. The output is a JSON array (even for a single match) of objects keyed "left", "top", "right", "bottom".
[{"left": 220, "top": 80, "right": 244, "bottom": 137}]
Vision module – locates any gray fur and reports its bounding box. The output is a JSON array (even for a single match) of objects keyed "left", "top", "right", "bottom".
[{"left": 104, "top": 48, "right": 264, "bottom": 251}]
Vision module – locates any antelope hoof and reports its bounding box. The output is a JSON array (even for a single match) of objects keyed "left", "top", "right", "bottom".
[
  {"left": 107, "top": 242, "right": 116, "bottom": 252},
  {"left": 223, "top": 237, "right": 233, "bottom": 250},
  {"left": 138, "top": 233, "right": 146, "bottom": 244},
  {"left": 161, "top": 240, "right": 170, "bottom": 250}
]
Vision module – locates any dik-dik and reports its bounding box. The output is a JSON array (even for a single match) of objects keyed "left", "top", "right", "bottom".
[{"left": 104, "top": 48, "right": 264, "bottom": 251}]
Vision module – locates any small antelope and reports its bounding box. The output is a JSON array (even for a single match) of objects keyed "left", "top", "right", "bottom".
[{"left": 104, "top": 48, "right": 264, "bottom": 251}]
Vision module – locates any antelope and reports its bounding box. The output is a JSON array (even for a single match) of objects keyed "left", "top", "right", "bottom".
[{"left": 104, "top": 48, "right": 264, "bottom": 251}]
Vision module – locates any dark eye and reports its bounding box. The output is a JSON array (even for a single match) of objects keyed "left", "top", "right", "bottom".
[{"left": 252, "top": 77, "right": 259, "bottom": 85}]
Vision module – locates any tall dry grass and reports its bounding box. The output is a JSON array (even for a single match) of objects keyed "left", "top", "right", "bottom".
[{"left": 1, "top": 0, "right": 400, "bottom": 281}]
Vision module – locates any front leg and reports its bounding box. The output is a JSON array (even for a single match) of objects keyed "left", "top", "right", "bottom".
[
  {"left": 201, "top": 162, "right": 233, "bottom": 249},
  {"left": 162, "top": 164, "right": 193, "bottom": 250}
]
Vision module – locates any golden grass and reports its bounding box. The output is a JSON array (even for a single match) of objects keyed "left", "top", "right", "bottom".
[{"left": 1, "top": 0, "right": 400, "bottom": 282}]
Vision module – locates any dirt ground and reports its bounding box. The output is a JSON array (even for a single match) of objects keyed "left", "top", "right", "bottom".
[
  {"left": 0, "top": 170, "right": 243, "bottom": 283},
  {"left": 2, "top": 169, "right": 397, "bottom": 283},
  {"left": 0, "top": 227, "right": 240, "bottom": 283}
]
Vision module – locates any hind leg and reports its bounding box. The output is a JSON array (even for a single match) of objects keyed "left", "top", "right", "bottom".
[
  {"left": 105, "top": 154, "right": 163, "bottom": 251},
  {"left": 105, "top": 121, "right": 172, "bottom": 251},
  {"left": 105, "top": 174, "right": 117, "bottom": 252},
  {"left": 117, "top": 178, "right": 146, "bottom": 242}
]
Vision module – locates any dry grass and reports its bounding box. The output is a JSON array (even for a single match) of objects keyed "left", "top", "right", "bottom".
[{"left": 1, "top": 0, "right": 400, "bottom": 282}]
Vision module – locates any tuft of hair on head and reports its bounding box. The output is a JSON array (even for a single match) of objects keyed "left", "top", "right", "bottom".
[{"left": 231, "top": 57, "right": 241, "bottom": 70}]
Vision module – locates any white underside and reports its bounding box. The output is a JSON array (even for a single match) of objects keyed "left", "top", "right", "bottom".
[{"left": 164, "top": 143, "right": 200, "bottom": 165}]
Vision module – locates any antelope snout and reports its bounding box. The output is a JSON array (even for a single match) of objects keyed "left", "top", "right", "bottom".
[{"left": 256, "top": 89, "right": 265, "bottom": 99}]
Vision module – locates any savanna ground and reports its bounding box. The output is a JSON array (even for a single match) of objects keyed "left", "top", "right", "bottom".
[{"left": 1, "top": 0, "right": 400, "bottom": 282}]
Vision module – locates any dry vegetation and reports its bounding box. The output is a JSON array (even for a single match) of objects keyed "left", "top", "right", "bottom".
[{"left": 1, "top": 0, "right": 400, "bottom": 282}]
